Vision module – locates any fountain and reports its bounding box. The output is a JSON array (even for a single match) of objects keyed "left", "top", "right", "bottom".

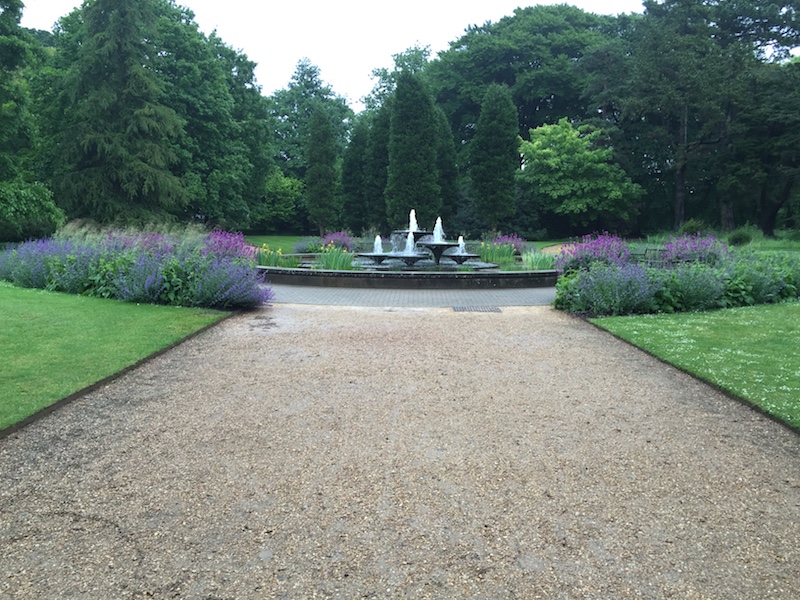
[
  {"left": 447, "top": 235, "right": 481, "bottom": 266},
  {"left": 259, "top": 207, "right": 558, "bottom": 289},
  {"left": 416, "top": 217, "right": 459, "bottom": 265}
]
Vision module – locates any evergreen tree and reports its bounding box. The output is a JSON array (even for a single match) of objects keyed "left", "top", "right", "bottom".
[
  {"left": 470, "top": 84, "right": 519, "bottom": 232},
  {"left": 341, "top": 114, "right": 371, "bottom": 233},
  {"left": 362, "top": 101, "right": 392, "bottom": 231},
  {"left": 305, "top": 104, "right": 340, "bottom": 234},
  {"left": 53, "top": 0, "right": 185, "bottom": 222},
  {"left": 0, "top": 0, "right": 65, "bottom": 241},
  {"left": 434, "top": 106, "right": 459, "bottom": 224},
  {"left": 385, "top": 71, "right": 441, "bottom": 229}
]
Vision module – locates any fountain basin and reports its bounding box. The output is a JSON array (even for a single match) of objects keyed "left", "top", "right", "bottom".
[{"left": 258, "top": 265, "right": 557, "bottom": 289}]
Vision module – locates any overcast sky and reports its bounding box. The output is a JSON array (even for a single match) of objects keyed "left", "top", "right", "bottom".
[{"left": 21, "top": 0, "right": 645, "bottom": 111}]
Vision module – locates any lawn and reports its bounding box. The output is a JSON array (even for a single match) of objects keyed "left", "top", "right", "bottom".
[
  {"left": 245, "top": 234, "right": 305, "bottom": 252},
  {"left": 591, "top": 302, "right": 800, "bottom": 430},
  {"left": 0, "top": 283, "right": 228, "bottom": 432}
]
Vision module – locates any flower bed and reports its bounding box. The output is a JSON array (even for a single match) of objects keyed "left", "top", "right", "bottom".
[
  {"left": 554, "top": 233, "right": 800, "bottom": 316},
  {"left": 0, "top": 228, "right": 273, "bottom": 309}
]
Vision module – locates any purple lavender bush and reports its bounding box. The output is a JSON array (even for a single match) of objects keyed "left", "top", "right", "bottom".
[
  {"left": 554, "top": 232, "right": 631, "bottom": 274},
  {"left": 555, "top": 262, "right": 656, "bottom": 316},
  {"left": 493, "top": 233, "right": 527, "bottom": 254},
  {"left": 321, "top": 231, "right": 355, "bottom": 252},
  {"left": 662, "top": 233, "right": 732, "bottom": 265},
  {"left": 0, "top": 228, "right": 272, "bottom": 310}
]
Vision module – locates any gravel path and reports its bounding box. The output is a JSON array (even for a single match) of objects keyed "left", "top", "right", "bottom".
[{"left": 2, "top": 303, "right": 799, "bottom": 599}]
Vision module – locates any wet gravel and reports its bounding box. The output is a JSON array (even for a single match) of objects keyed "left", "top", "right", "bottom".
[{"left": 1, "top": 304, "right": 799, "bottom": 599}]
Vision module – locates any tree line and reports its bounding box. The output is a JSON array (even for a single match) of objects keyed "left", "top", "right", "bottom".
[{"left": 1, "top": 0, "right": 799, "bottom": 241}]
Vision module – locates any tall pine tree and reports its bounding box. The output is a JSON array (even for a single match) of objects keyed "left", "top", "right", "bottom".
[
  {"left": 384, "top": 71, "right": 441, "bottom": 229},
  {"left": 54, "top": 0, "right": 185, "bottom": 222},
  {"left": 470, "top": 84, "right": 519, "bottom": 232},
  {"left": 305, "top": 103, "right": 340, "bottom": 234}
]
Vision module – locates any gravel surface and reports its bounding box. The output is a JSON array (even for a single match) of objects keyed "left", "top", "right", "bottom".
[{"left": 1, "top": 303, "right": 799, "bottom": 599}]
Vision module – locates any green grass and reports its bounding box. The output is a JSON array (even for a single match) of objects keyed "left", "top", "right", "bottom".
[
  {"left": 0, "top": 283, "right": 229, "bottom": 431},
  {"left": 591, "top": 302, "right": 800, "bottom": 430},
  {"left": 245, "top": 235, "right": 305, "bottom": 253}
]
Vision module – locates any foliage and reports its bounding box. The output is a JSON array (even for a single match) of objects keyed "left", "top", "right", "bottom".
[
  {"left": 0, "top": 227, "right": 272, "bottom": 309},
  {"left": 314, "top": 243, "right": 355, "bottom": 270},
  {"left": 554, "top": 232, "right": 800, "bottom": 316},
  {"left": 518, "top": 119, "right": 642, "bottom": 231},
  {"left": 270, "top": 58, "right": 353, "bottom": 182},
  {"left": 478, "top": 241, "right": 516, "bottom": 266},
  {"left": 493, "top": 233, "right": 527, "bottom": 253},
  {"left": 662, "top": 233, "right": 732, "bottom": 265},
  {"left": 521, "top": 250, "right": 554, "bottom": 270},
  {"left": 554, "top": 263, "right": 657, "bottom": 316},
  {"left": 554, "top": 232, "right": 631, "bottom": 274},
  {"left": 727, "top": 227, "right": 753, "bottom": 247},
  {"left": 256, "top": 245, "right": 298, "bottom": 268},
  {"left": 0, "top": 181, "right": 66, "bottom": 241},
  {"left": 305, "top": 104, "right": 341, "bottom": 234},
  {"left": 385, "top": 71, "right": 442, "bottom": 229},
  {"left": 0, "top": 282, "right": 226, "bottom": 430},
  {"left": 470, "top": 84, "right": 519, "bottom": 230},
  {"left": 46, "top": 0, "right": 186, "bottom": 223},
  {"left": 292, "top": 238, "right": 324, "bottom": 253},
  {"left": 592, "top": 303, "right": 800, "bottom": 430},
  {"left": 253, "top": 170, "right": 303, "bottom": 232},
  {"left": 320, "top": 231, "right": 354, "bottom": 251}
]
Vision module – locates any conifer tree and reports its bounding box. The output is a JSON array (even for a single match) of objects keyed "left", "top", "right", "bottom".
[
  {"left": 305, "top": 104, "right": 341, "bottom": 234},
  {"left": 470, "top": 84, "right": 519, "bottom": 232},
  {"left": 54, "top": 0, "right": 185, "bottom": 222},
  {"left": 384, "top": 71, "right": 441, "bottom": 229}
]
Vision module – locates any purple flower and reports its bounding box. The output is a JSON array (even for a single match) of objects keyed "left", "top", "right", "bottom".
[
  {"left": 321, "top": 231, "right": 355, "bottom": 252},
  {"left": 554, "top": 232, "right": 631, "bottom": 274},
  {"left": 493, "top": 233, "right": 527, "bottom": 253}
]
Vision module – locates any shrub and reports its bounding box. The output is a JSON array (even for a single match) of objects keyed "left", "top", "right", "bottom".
[
  {"left": 678, "top": 218, "right": 707, "bottom": 236},
  {"left": 321, "top": 231, "right": 355, "bottom": 251},
  {"left": 727, "top": 227, "right": 753, "bottom": 247},
  {"left": 555, "top": 262, "right": 656, "bottom": 316},
  {"left": 662, "top": 233, "right": 732, "bottom": 265},
  {"left": 293, "top": 238, "right": 324, "bottom": 253},
  {"left": 652, "top": 263, "right": 724, "bottom": 312},
  {"left": 493, "top": 233, "right": 527, "bottom": 253},
  {"left": 553, "top": 232, "right": 631, "bottom": 274},
  {"left": 0, "top": 228, "right": 273, "bottom": 309}
]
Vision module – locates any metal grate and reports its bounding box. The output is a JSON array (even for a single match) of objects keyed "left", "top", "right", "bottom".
[{"left": 452, "top": 306, "right": 502, "bottom": 313}]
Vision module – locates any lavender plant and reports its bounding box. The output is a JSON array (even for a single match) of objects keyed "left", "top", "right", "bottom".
[
  {"left": 554, "top": 232, "right": 631, "bottom": 274},
  {"left": 493, "top": 233, "right": 527, "bottom": 254},
  {"left": 555, "top": 262, "right": 656, "bottom": 316},
  {"left": 0, "top": 228, "right": 273, "bottom": 309},
  {"left": 662, "top": 233, "right": 732, "bottom": 265},
  {"left": 321, "top": 231, "right": 355, "bottom": 251}
]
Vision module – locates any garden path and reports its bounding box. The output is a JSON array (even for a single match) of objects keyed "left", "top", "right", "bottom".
[{"left": 1, "top": 300, "right": 799, "bottom": 598}]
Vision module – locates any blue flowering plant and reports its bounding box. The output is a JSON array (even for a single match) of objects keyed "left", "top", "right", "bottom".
[{"left": 0, "top": 228, "right": 272, "bottom": 309}]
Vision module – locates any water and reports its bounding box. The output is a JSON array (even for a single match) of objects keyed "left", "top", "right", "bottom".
[
  {"left": 433, "top": 217, "right": 445, "bottom": 243},
  {"left": 404, "top": 231, "right": 415, "bottom": 254},
  {"left": 409, "top": 209, "right": 418, "bottom": 232},
  {"left": 373, "top": 235, "right": 383, "bottom": 254},
  {"left": 456, "top": 235, "right": 466, "bottom": 255}
]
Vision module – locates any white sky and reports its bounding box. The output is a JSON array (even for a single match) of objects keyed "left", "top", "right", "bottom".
[{"left": 21, "top": 0, "right": 645, "bottom": 111}]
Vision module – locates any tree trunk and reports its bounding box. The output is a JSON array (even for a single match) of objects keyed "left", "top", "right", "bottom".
[
  {"left": 719, "top": 201, "right": 735, "bottom": 231},
  {"left": 760, "top": 178, "right": 794, "bottom": 238}
]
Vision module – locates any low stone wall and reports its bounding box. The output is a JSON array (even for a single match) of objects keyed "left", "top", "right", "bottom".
[{"left": 258, "top": 266, "right": 558, "bottom": 289}]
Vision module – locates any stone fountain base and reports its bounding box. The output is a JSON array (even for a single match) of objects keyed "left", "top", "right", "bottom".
[{"left": 257, "top": 265, "right": 557, "bottom": 289}]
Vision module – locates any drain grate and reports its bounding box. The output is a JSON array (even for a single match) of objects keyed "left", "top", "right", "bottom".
[{"left": 452, "top": 306, "right": 501, "bottom": 313}]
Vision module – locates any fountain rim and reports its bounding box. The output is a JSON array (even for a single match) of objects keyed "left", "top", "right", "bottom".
[{"left": 257, "top": 265, "right": 558, "bottom": 290}]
